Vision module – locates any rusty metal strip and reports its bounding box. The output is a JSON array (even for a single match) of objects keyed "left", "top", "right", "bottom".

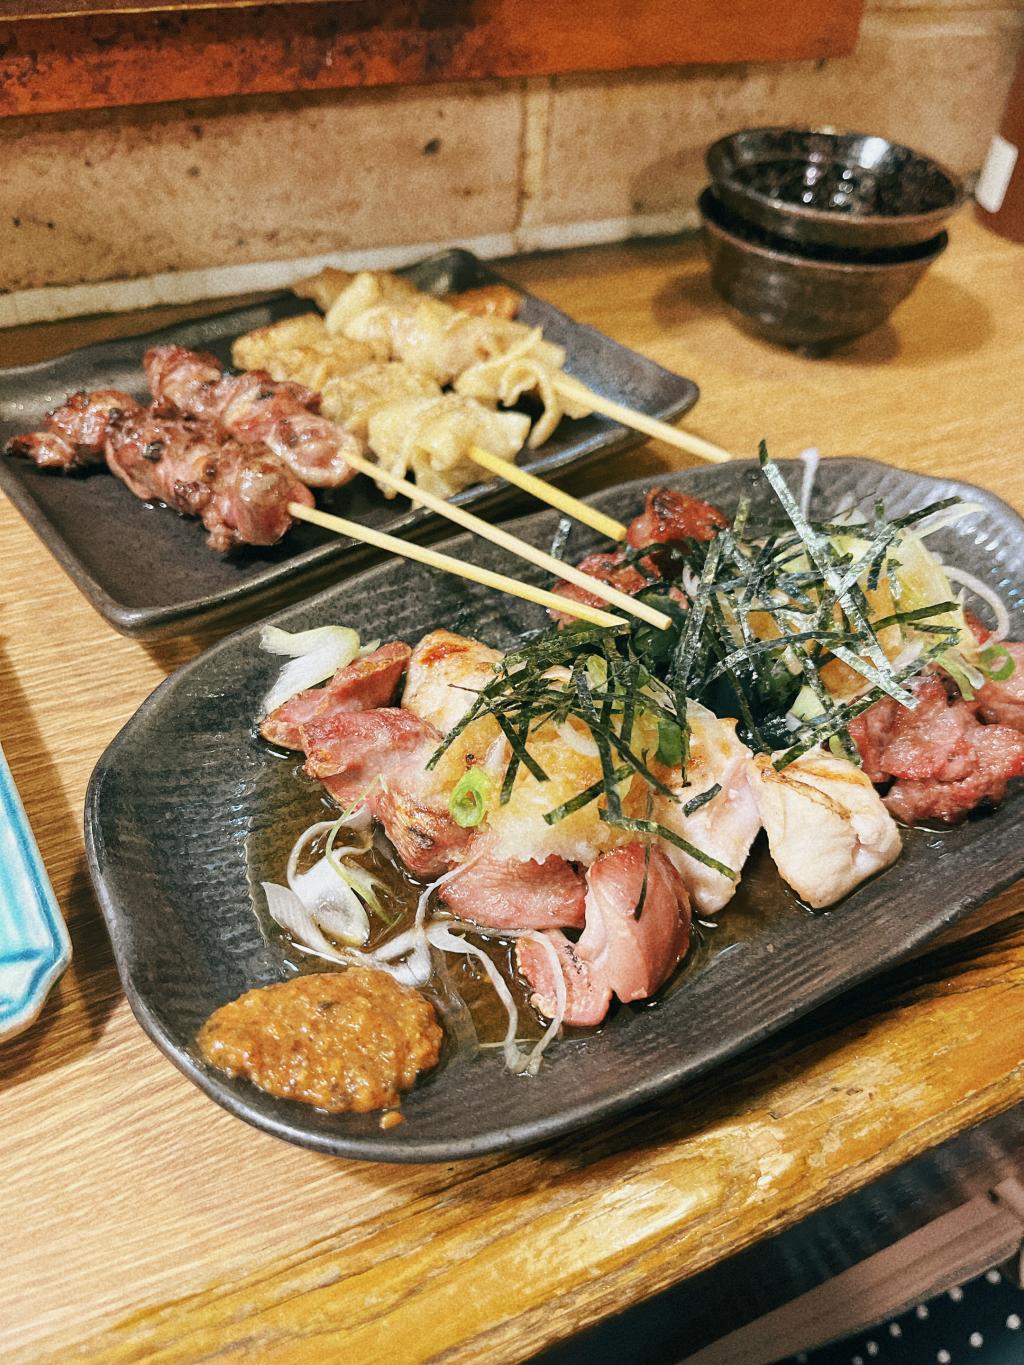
[{"left": 0, "top": 0, "right": 864, "bottom": 119}]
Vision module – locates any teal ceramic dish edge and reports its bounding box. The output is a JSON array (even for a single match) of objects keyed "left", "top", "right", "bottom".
[{"left": 0, "top": 740, "right": 71, "bottom": 1040}]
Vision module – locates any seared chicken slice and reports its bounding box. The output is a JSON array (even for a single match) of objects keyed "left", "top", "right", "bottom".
[
  {"left": 516, "top": 843, "right": 692, "bottom": 1026},
  {"left": 402, "top": 628, "right": 503, "bottom": 735},
  {"left": 656, "top": 701, "right": 761, "bottom": 914},
  {"left": 750, "top": 749, "right": 901, "bottom": 908}
]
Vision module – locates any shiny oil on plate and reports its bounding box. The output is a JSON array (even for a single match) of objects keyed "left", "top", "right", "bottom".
[{"left": 85, "top": 460, "right": 1024, "bottom": 1160}]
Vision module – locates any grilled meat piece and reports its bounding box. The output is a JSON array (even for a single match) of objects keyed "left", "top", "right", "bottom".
[
  {"left": 627, "top": 488, "right": 729, "bottom": 549},
  {"left": 6, "top": 389, "right": 312, "bottom": 552},
  {"left": 655, "top": 701, "right": 762, "bottom": 915},
  {"left": 299, "top": 706, "right": 472, "bottom": 879},
  {"left": 975, "top": 642, "right": 1024, "bottom": 731},
  {"left": 106, "top": 409, "right": 314, "bottom": 552},
  {"left": 440, "top": 851, "right": 586, "bottom": 931},
  {"left": 848, "top": 673, "right": 1024, "bottom": 824},
  {"left": 260, "top": 642, "right": 413, "bottom": 750},
  {"left": 750, "top": 748, "right": 902, "bottom": 907},
  {"left": 5, "top": 389, "right": 140, "bottom": 471},
  {"left": 550, "top": 550, "right": 653, "bottom": 626},
  {"left": 517, "top": 844, "right": 692, "bottom": 1027},
  {"left": 144, "top": 344, "right": 361, "bottom": 488}
]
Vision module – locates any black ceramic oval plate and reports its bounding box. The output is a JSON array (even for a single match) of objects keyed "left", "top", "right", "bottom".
[
  {"left": 0, "top": 250, "right": 698, "bottom": 640},
  {"left": 85, "top": 459, "right": 1024, "bottom": 1162}
]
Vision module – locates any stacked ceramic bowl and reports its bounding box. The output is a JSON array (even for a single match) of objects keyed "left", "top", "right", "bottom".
[{"left": 699, "top": 127, "right": 963, "bottom": 351}]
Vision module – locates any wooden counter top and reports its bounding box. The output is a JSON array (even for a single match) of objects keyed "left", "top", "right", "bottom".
[{"left": 2, "top": 214, "right": 1023, "bottom": 1364}]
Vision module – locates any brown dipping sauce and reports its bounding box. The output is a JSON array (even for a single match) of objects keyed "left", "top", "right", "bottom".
[{"left": 197, "top": 968, "right": 442, "bottom": 1113}]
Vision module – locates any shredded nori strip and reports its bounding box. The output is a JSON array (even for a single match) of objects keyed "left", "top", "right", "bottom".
[
  {"left": 549, "top": 515, "right": 574, "bottom": 562},
  {"left": 543, "top": 765, "right": 633, "bottom": 824},
  {"left": 758, "top": 445, "right": 916, "bottom": 705},
  {"left": 682, "top": 783, "right": 722, "bottom": 816},
  {"left": 599, "top": 812, "right": 737, "bottom": 880},
  {"left": 423, "top": 448, "right": 971, "bottom": 886}
]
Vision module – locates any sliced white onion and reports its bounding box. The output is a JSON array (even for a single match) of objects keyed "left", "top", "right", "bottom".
[
  {"left": 289, "top": 856, "right": 370, "bottom": 946},
  {"left": 915, "top": 501, "right": 985, "bottom": 539},
  {"left": 945, "top": 566, "right": 1011, "bottom": 643},
  {"left": 264, "top": 880, "right": 421, "bottom": 982},
  {"left": 439, "top": 918, "right": 567, "bottom": 1076},
  {"left": 425, "top": 922, "right": 531, "bottom": 1074},
  {"left": 378, "top": 860, "right": 473, "bottom": 988},
  {"left": 516, "top": 930, "right": 567, "bottom": 1076},
  {"left": 260, "top": 624, "right": 361, "bottom": 714},
  {"left": 798, "top": 447, "right": 820, "bottom": 519},
  {"left": 340, "top": 804, "right": 374, "bottom": 834},
  {"left": 286, "top": 819, "right": 366, "bottom": 886},
  {"left": 338, "top": 860, "right": 387, "bottom": 911},
  {"left": 555, "top": 718, "right": 599, "bottom": 758},
  {"left": 261, "top": 881, "right": 349, "bottom": 964},
  {"left": 371, "top": 927, "right": 427, "bottom": 962}
]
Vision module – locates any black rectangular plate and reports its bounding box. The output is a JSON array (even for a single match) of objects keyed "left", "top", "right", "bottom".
[
  {"left": 0, "top": 250, "right": 698, "bottom": 639},
  {"left": 84, "top": 459, "right": 1024, "bottom": 1162}
]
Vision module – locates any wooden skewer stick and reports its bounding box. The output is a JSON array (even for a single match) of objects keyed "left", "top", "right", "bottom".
[
  {"left": 464, "top": 444, "right": 628, "bottom": 542},
  {"left": 553, "top": 373, "right": 734, "bottom": 465},
  {"left": 288, "top": 503, "right": 628, "bottom": 630},
  {"left": 338, "top": 447, "right": 672, "bottom": 631}
]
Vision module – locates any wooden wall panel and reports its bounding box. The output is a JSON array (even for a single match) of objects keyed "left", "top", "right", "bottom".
[{"left": 0, "top": 0, "right": 865, "bottom": 119}]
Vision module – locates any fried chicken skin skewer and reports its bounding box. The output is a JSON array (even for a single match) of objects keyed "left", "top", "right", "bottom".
[{"left": 292, "top": 269, "right": 591, "bottom": 448}]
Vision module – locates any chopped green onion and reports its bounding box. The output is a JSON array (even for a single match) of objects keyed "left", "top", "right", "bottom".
[
  {"left": 978, "top": 642, "right": 1016, "bottom": 682},
  {"left": 449, "top": 768, "right": 494, "bottom": 828},
  {"left": 656, "top": 716, "right": 684, "bottom": 767}
]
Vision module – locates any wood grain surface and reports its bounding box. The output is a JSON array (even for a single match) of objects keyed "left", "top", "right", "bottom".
[{"left": 1, "top": 213, "right": 1022, "bottom": 1364}]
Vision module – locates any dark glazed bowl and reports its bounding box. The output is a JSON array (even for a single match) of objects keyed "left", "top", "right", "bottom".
[
  {"left": 706, "top": 127, "right": 963, "bottom": 252},
  {"left": 699, "top": 187, "right": 947, "bottom": 351}
]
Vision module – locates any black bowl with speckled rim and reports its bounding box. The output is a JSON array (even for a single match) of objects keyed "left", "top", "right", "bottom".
[
  {"left": 706, "top": 127, "right": 963, "bottom": 252},
  {"left": 699, "top": 188, "right": 948, "bottom": 351},
  {"left": 85, "top": 459, "right": 1024, "bottom": 1162}
]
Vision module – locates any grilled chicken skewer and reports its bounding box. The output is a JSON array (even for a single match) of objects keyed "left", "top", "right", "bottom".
[
  {"left": 293, "top": 268, "right": 588, "bottom": 450},
  {"left": 5, "top": 389, "right": 313, "bottom": 552},
  {"left": 234, "top": 317, "right": 627, "bottom": 535},
  {"left": 147, "top": 343, "right": 530, "bottom": 499},
  {"left": 145, "top": 344, "right": 670, "bottom": 627},
  {"left": 144, "top": 345, "right": 363, "bottom": 489},
  {"left": 295, "top": 267, "right": 734, "bottom": 461}
]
